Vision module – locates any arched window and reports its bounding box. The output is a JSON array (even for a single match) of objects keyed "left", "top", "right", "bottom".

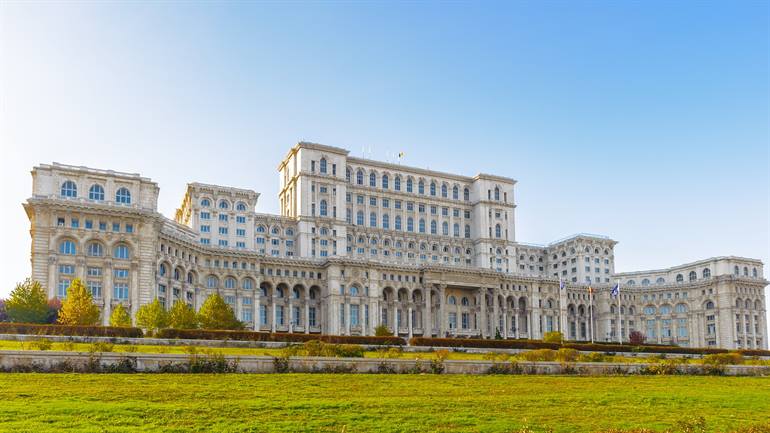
[
  {"left": 753, "top": 268, "right": 758, "bottom": 278},
  {"left": 395, "top": 215, "right": 402, "bottom": 230},
  {"left": 463, "top": 187, "right": 470, "bottom": 201},
  {"left": 702, "top": 268, "right": 711, "bottom": 278},
  {"left": 447, "top": 296, "right": 456, "bottom": 305},
  {"left": 319, "top": 200, "right": 327, "bottom": 216},
  {"left": 256, "top": 225, "right": 266, "bottom": 233},
  {"left": 407, "top": 217, "right": 414, "bottom": 232},
  {"left": 641, "top": 279, "right": 650, "bottom": 286},
  {"left": 452, "top": 185, "right": 458, "bottom": 200},
  {"left": 174, "top": 268, "right": 181, "bottom": 281},
  {"left": 357, "top": 170, "right": 364, "bottom": 185},
  {"left": 236, "top": 202, "right": 247, "bottom": 211},
  {"left": 159, "top": 264, "right": 167, "bottom": 277},
  {"left": 676, "top": 274, "right": 684, "bottom": 283},
  {"left": 113, "top": 244, "right": 130, "bottom": 260},
  {"left": 394, "top": 176, "right": 401, "bottom": 191},
  {"left": 419, "top": 218, "right": 425, "bottom": 233},
  {"left": 736, "top": 298, "right": 742, "bottom": 309},
  {"left": 453, "top": 223, "right": 459, "bottom": 237},
  {"left": 418, "top": 181, "right": 425, "bottom": 195},
  {"left": 115, "top": 188, "right": 131, "bottom": 204},
  {"left": 406, "top": 178, "right": 413, "bottom": 193},
  {"left": 430, "top": 220, "right": 437, "bottom": 234},
  {"left": 643, "top": 306, "right": 656, "bottom": 315},
  {"left": 218, "top": 200, "right": 229, "bottom": 209},
  {"left": 243, "top": 279, "right": 253, "bottom": 290},
  {"left": 464, "top": 225, "right": 471, "bottom": 238},
  {"left": 461, "top": 297, "right": 469, "bottom": 306},
  {"left": 370, "top": 212, "right": 377, "bottom": 227},
  {"left": 382, "top": 214, "right": 389, "bottom": 229},
  {"left": 627, "top": 280, "right": 635, "bottom": 286},
  {"left": 207, "top": 276, "right": 218, "bottom": 289},
  {"left": 60, "top": 181, "right": 77, "bottom": 198},
  {"left": 659, "top": 305, "right": 671, "bottom": 315},
  {"left": 319, "top": 158, "right": 327, "bottom": 174},
  {"left": 442, "top": 221, "right": 448, "bottom": 236},
  {"left": 495, "top": 224, "right": 501, "bottom": 238},
  {"left": 494, "top": 187, "right": 500, "bottom": 201},
  {"left": 430, "top": 182, "right": 436, "bottom": 196},
  {"left": 225, "top": 277, "right": 236, "bottom": 289},
  {"left": 743, "top": 266, "right": 749, "bottom": 276},
  {"left": 59, "top": 239, "right": 76, "bottom": 255},
  {"left": 705, "top": 301, "right": 714, "bottom": 310},
  {"left": 87, "top": 242, "right": 103, "bottom": 257},
  {"left": 201, "top": 198, "right": 211, "bottom": 207},
  {"left": 89, "top": 184, "right": 104, "bottom": 201},
  {"left": 369, "top": 172, "right": 376, "bottom": 187},
  {"left": 734, "top": 266, "right": 740, "bottom": 275},
  {"left": 350, "top": 286, "right": 359, "bottom": 296},
  {"left": 656, "top": 277, "right": 665, "bottom": 285},
  {"left": 382, "top": 174, "right": 389, "bottom": 189},
  {"left": 346, "top": 168, "right": 351, "bottom": 183},
  {"left": 675, "top": 304, "right": 687, "bottom": 314},
  {"left": 441, "top": 184, "right": 447, "bottom": 198},
  {"left": 688, "top": 271, "right": 697, "bottom": 281},
  {"left": 356, "top": 211, "right": 364, "bottom": 226}
]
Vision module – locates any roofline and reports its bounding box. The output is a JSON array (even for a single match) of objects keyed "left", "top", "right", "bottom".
[
  {"left": 614, "top": 256, "right": 765, "bottom": 277},
  {"left": 34, "top": 162, "right": 156, "bottom": 184}
]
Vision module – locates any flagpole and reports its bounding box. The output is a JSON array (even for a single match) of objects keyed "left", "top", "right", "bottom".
[
  {"left": 616, "top": 279, "right": 622, "bottom": 344},
  {"left": 589, "top": 287, "right": 594, "bottom": 344}
]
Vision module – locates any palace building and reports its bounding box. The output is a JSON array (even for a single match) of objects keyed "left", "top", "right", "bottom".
[{"left": 23, "top": 142, "right": 768, "bottom": 349}]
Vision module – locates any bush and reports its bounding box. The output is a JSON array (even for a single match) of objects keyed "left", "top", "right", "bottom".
[
  {"left": 629, "top": 331, "right": 646, "bottom": 345},
  {"left": 5, "top": 279, "right": 49, "bottom": 324},
  {"left": 703, "top": 352, "right": 744, "bottom": 366},
  {"left": 156, "top": 328, "right": 405, "bottom": 345},
  {"left": 519, "top": 349, "right": 557, "bottom": 362},
  {"left": 0, "top": 322, "right": 142, "bottom": 337},
  {"left": 89, "top": 342, "right": 115, "bottom": 353},
  {"left": 555, "top": 348, "right": 579, "bottom": 362},
  {"left": 543, "top": 331, "right": 564, "bottom": 344},
  {"left": 374, "top": 324, "right": 393, "bottom": 337},
  {"left": 32, "top": 338, "right": 53, "bottom": 351}
]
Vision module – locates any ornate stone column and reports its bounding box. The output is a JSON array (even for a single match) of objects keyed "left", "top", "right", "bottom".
[
  {"left": 304, "top": 299, "right": 310, "bottom": 334},
  {"left": 480, "top": 289, "right": 488, "bottom": 338},
  {"left": 424, "top": 288, "right": 432, "bottom": 337}
]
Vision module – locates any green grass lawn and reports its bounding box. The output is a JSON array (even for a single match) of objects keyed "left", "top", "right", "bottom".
[{"left": 0, "top": 374, "right": 767, "bottom": 432}]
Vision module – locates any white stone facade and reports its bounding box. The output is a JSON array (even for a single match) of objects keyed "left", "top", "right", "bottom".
[{"left": 23, "top": 142, "right": 768, "bottom": 349}]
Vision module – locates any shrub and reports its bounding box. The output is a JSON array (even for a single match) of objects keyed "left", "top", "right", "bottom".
[
  {"left": 109, "top": 304, "right": 132, "bottom": 327},
  {"left": 58, "top": 279, "right": 101, "bottom": 326},
  {"left": 519, "top": 349, "right": 557, "bottom": 362},
  {"left": 555, "top": 348, "right": 579, "bottom": 362},
  {"left": 543, "top": 331, "right": 564, "bottom": 344},
  {"left": 168, "top": 301, "right": 198, "bottom": 329},
  {"left": 197, "top": 294, "right": 242, "bottom": 330},
  {"left": 578, "top": 351, "right": 607, "bottom": 363},
  {"left": 374, "top": 324, "right": 392, "bottom": 336},
  {"left": 5, "top": 279, "right": 49, "bottom": 324},
  {"left": 703, "top": 352, "right": 744, "bottom": 366},
  {"left": 629, "top": 331, "right": 646, "bottom": 345},
  {"left": 89, "top": 341, "right": 115, "bottom": 353},
  {"left": 0, "top": 322, "right": 142, "bottom": 337},
  {"left": 32, "top": 338, "right": 53, "bottom": 351},
  {"left": 135, "top": 299, "right": 169, "bottom": 335}
]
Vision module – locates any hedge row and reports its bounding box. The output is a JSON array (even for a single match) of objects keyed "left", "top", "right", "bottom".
[
  {"left": 409, "top": 337, "right": 770, "bottom": 357},
  {"left": 156, "top": 328, "right": 406, "bottom": 346},
  {"left": 0, "top": 322, "right": 143, "bottom": 338}
]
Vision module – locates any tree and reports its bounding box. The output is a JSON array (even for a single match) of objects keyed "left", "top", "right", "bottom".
[
  {"left": 197, "top": 294, "right": 242, "bottom": 330},
  {"left": 374, "top": 324, "right": 392, "bottom": 337},
  {"left": 135, "top": 299, "right": 169, "bottom": 335},
  {"left": 5, "top": 279, "right": 49, "bottom": 323},
  {"left": 109, "top": 304, "right": 132, "bottom": 327},
  {"left": 58, "top": 278, "right": 101, "bottom": 326},
  {"left": 168, "top": 301, "right": 198, "bottom": 329},
  {"left": 543, "top": 331, "right": 564, "bottom": 344},
  {"left": 629, "top": 330, "right": 646, "bottom": 346}
]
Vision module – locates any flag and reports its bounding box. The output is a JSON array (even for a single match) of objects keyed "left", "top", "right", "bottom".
[
  {"left": 398, "top": 152, "right": 405, "bottom": 158},
  {"left": 559, "top": 280, "right": 566, "bottom": 290},
  {"left": 610, "top": 283, "right": 620, "bottom": 298},
  {"left": 588, "top": 286, "right": 593, "bottom": 295}
]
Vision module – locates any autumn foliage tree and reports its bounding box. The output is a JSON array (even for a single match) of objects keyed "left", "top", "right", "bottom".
[
  {"left": 5, "top": 279, "right": 49, "bottom": 323},
  {"left": 197, "top": 293, "right": 242, "bottom": 330},
  {"left": 58, "top": 278, "right": 101, "bottom": 326},
  {"left": 135, "top": 299, "right": 169, "bottom": 335},
  {"left": 109, "top": 303, "right": 132, "bottom": 327},
  {"left": 168, "top": 301, "right": 198, "bottom": 329}
]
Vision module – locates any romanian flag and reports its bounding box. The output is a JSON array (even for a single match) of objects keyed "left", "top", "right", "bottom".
[
  {"left": 398, "top": 152, "right": 405, "bottom": 158},
  {"left": 588, "top": 286, "right": 594, "bottom": 295}
]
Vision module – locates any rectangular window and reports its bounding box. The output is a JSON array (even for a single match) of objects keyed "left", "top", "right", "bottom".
[
  {"left": 339, "top": 303, "right": 345, "bottom": 326},
  {"left": 236, "top": 228, "right": 246, "bottom": 237},
  {"left": 114, "top": 269, "right": 129, "bottom": 279},
  {"left": 448, "top": 312, "right": 457, "bottom": 329},
  {"left": 112, "top": 223, "right": 120, "bottom": 232},
  {"left": 87, "top": 281, "right": 102, "bottom": 298},
  {"left": 219, "top": 240, "right": 228, "bottom": 247},
  {"left": 58, "top": 264, "right": 75, "bottom": 275},
  {"left": 201, "top": 225, "right": 210, "bottom": 233},
  {"left": 260, "top": 305, "right": 268, "bottom": 325},
  {"left": 114, "top": 283, "right": 129, "bottom": 300},
  {"left": 99, "top": 222, "right": 107, "bottom": 231},
  {"left": 87, "top": 267, "right": 101, "bottom": 277},
  {"left": 309, "top": 307, "right": 317, "bottom": 327},
  {"left": 350, "top": 304, "right": 360, "bottom": 326},
  {"left": 219, "top": 214, "right": 228, "bottom": 222},
  {"left": 200, "top": 238, "right": 210, "bottom": 245},
  {"left": 242, "top": 310, "right": 253, "bottom": 322},
  {"left": 85, "top": 219, "right": 93, "bottom": 229},
  {"left": 58, "top": 279, "right": 71, "bottom": 298},
  {"left": 200, "top": 211, "right": 210, "bottom": 220},
  {"left": 71, "top": 218, "right": 79, "bottom": 229},
  {"left": 219, "top": 227, "right": 228, "bottom": 235},
  {"left": 236, "top": 216, "right": 246, "bottom": 224}
]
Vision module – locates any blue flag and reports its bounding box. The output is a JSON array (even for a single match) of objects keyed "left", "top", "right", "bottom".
[
  {"left": 610, "top": 283, "right": 620, "bottom": 297},
  {"left": 559, "top": 280, "right": 566, "bottom": 290}
]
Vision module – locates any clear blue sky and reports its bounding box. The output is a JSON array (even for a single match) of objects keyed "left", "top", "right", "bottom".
[{"left": 1, "top": 1, "right": 768, "bottom": 304}]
